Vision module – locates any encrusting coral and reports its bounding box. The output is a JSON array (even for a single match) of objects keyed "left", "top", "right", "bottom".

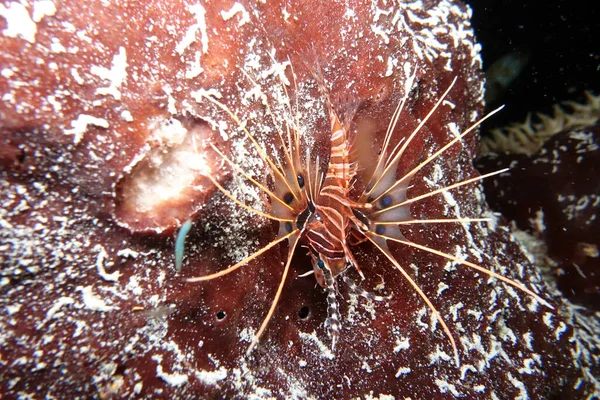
[
  {"left": 478, "top": 96, "right": 600, "bottom": 313},
  {"left": 1, "top": 0, "right": 599, "bottom": 398}
]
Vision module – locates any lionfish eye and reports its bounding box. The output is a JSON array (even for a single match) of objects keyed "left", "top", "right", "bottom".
[
  {"left": 297, "top": 174, "right": 305, "bottom": 188},
  {"left": 317, "top": 259, "right": 325, "bottom": 269}
]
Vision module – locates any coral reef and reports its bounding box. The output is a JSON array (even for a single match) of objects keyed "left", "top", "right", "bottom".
[
  {"left": 479, "top": 93, "right": 600, "bottom": 155},
  {"left": 478, "top": 98, "right": 600, "bottom": 312},
  {"left": 1, "top": 0, "right": 598, "bottom": 398}
]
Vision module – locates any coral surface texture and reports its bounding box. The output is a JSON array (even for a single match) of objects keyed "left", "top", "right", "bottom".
[{"left": 1, "top": 0, "right": 598, "bottom": 399}]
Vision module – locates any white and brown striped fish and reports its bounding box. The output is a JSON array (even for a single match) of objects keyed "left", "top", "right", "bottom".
[{"left": 179, "top": 70, "right": 553, "bottom": 366}]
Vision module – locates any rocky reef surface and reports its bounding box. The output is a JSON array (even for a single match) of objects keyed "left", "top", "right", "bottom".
[{"left": 1, "top": 0, "right": 598, "bottom": 398}]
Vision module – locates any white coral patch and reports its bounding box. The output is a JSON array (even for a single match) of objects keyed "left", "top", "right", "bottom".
[
  {"left": 220, "top": 3, "right": 250, "bottom": 27},
  {"left": 64, "top": 114, "right": 109, "bottom": 144},
  {"left": 127, "top": 120, "right": 210, "bottom": 213},
  {"left": 79, "top": 286, "right": 117, "bottom": 312},
  {"left": 0, "top": 2, "right": 37, "bottom": 43},
  {"left": 176, "top": 3, "right": 209, "bottom": 54},
  {"left": 91, "top": 46, "right": 128, "bottom": 100}
]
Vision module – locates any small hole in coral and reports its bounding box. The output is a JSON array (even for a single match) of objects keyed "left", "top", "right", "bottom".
[
  {"left": 16, "top": 151, "right": 26, "bottom": 164},
  {"left": 115, "top": 364, "right": 127, "bottom": 376},
  {"left": 298, "top": 306, "right": 310, "bottom": 320},
  {"left": 216, "top": 311, "right": 227, "bottom": 321}
]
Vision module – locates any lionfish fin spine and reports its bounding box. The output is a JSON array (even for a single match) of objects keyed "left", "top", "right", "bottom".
[
  {"left": 247, "top": 230, "right": 302, "bottom": 354},
  {"left": 371, "top": 168, "right": 509, "bottom": 217},
  {"left": 365, "top": 231, "right": 460, "bottom": 367},
  {"left": 186, "top": 229, "right": 296, "bottom": 283},
  {"left": 201, "top": 93, "right": 301, "bottom": 202},
  {"left": 240, "top": 69, "right": 305, "bottom": 199},
  {"left": 379, "top": 217, "right": 493, "bottom": 225},
  {"left": 381, "top": 234, "right": 553, "bottom": 309},
  {"left": 209, "top": 143, "right": 294, "bottom": 212},
  {"left": 369, "top": 70, "right": 417, "bottom": 187},
  {"left": 205, "top": 174, "right": 293, "bottom": 222},
  {"left": 372, "top": 104, "right": 505, "bottom": 205},
  {"left": 365, "top": 76, "right": 457, "bottom": 201}
]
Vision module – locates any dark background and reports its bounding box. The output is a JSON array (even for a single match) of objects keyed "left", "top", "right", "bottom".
[{"left": 467, "top": 0, "right": 600, "bottom": 130}]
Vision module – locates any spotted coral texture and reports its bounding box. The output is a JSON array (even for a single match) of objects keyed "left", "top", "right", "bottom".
[{"left": 1, "top": 0, "right": 597, "bottom": 398}]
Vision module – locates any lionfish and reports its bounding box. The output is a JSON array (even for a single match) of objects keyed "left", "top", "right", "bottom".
[{"left": 175, "top": 66, "right": 552, "bottom": 366}]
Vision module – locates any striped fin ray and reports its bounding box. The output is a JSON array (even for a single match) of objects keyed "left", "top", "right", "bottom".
[
  {"left": 342, "top": 275, "right": 390, "bottom": 302},
  {"left": 237, "top": 69, "right": 308, "bottom": 213},
  {"left": 365, "top": 231, "right": 461, "bottom": 367},
  {"left": 350, "top": 77, "right": 553, "bottom": 367},
  {"left": 189, "top": 66, "right": 310, "bottom": 355},
  {"left": 246, "top": 229, "right": 302, "bottom": 354}
]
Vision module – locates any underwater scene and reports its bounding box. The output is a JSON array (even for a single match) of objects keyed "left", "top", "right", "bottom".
[{"left": 1, "top": 0, "right": 598, "bottom": 398}]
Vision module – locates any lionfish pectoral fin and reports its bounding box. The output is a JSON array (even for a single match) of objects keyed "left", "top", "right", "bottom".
[
  {"left": 363, "top": 155, "right": 402, "bottom": 202},
  {"left": 367, "top": 172, "right": 413, "bottom": 223},
  {"left": 365, "top": 231, "right": 461, "bottom": 367},
  {"left": 381, "top": 234, "right": 554, "bottom": 310},
  {"left": 362, "top": 74, "right": 446, "bottom": 202},
  {"left": 371, "top": 168, "right": 510, "bottom": 221},
  {"left": 175, "top": 219, "right": 193, "bottom": 272},
  {"left": 340, "top": 241, "right": 364, "bottom": 280},
  {"left": 246, "top": 229, "right": 302, "bottom": 355},
  {"left": 373, "top": 104, "right": 506, "bottom": 210},
  {"left": 201, "top": 92, "right": 303, "bottom": 206},
  {"left": 365, "top": 80, "right": 504, "bottom": 213},
  {"left": 209, "top": 143, "right": 296, "bottom": 215},
  {"left": 239, "top": 68, "right": 308, "bottom": 206}
]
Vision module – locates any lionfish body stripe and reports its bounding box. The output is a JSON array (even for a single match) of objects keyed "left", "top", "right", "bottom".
[{"left": 181, "top": 70, "right": 553, "bottom": 366}]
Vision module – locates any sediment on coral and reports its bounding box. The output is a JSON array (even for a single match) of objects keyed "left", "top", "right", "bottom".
[{"left": 1, "top": 0, "right": 599, "bottom": 399}]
